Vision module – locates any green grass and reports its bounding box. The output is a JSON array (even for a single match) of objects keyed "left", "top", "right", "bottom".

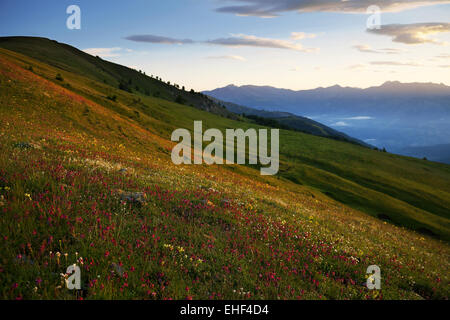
[
  {"left": 1, "top": 38, "right": 450, "bottom": 241},
  {"left": 0, "top": 38, "right": 449, "bottom": 300}
]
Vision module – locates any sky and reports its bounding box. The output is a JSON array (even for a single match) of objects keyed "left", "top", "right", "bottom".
[{"left": 0, "top": 0, "right": 449, "bottom": 91}]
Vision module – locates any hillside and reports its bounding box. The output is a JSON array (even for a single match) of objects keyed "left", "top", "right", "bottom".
[
  {"left": 0, "top": 36, "right": 235, "bottom": 119},
  {"left": 0, "top": 37, "right": 449, "bottom": 300},
  {"left": 213, "top": 99, "right": 371, "bottom": 147}
]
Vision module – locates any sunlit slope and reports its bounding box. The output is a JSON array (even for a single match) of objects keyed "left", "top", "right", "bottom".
[
  {"left": 0, "top": 46, "right": 449, "bottom": 300},
  {"left": 0, "top": 43, "right": 449, "bottom": 242},
  {"left": 0, "top": 36, "right": 232, "bottom": 118},
  {"left": 0, "top": 36, "right": 369, "bottom": 146}
]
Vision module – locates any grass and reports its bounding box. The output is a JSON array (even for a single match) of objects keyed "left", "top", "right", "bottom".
[{"left": 0, "top": 40, "right": 449, "bottom": 300}]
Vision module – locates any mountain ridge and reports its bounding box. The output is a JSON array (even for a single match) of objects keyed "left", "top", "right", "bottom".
[
  {"left": 204, "top": 81, "right": 450, "bottom": 153},
  {"left": 210, "top": 81, "right": 450, "bottom": 93}
]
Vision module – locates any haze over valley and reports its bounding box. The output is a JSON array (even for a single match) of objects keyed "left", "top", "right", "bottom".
[{"left": 204, "top": 81, "right": 450, "bottom": 163}]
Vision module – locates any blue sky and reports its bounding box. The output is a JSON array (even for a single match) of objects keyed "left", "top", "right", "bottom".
[{"left": 1, "top": 0, "right": 449, "bottom": 91}]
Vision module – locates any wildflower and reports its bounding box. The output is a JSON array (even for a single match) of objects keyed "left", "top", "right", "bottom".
[
  {"left": 163, "top": 244, "right": 174, "bottom": 251},
  {"left": 25, "top": 193, "right": 32, "bottom": 201},
  {"left": 176, "top": 246, "right": 185, "bottom": 253}
]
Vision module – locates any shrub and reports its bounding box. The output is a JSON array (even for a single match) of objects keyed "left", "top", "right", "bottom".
[
  {"left": 107, "top": 95, "right": 117, "bottom": 102},
  {"left": 119, "top": 81, "right": 132, "bottom": 92},
  {"left": 175, "top": 95, "right": 186, "bottom": 105}
]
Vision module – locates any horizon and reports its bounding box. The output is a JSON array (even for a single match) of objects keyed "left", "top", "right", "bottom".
[
  {"left": 204, "top": 79, "right": 450, "bottom": 91},
  {"left": 1, "top": 0, "right": 449, "bottom": 91},
  {"left": 2, "top": 34, "right": 449, "bottom": 92}
]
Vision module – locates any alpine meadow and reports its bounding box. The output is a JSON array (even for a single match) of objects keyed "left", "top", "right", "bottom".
[{"left": 0, "top": 36, "right": 449, "bottom": 301}]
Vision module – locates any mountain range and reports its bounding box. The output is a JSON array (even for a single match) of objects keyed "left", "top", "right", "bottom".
[
  {"left": 204, "top": 82, "right": 450, "bottom": 161},
  {"left": 203, "top": 82, "right": 450, "bottom": 116}
]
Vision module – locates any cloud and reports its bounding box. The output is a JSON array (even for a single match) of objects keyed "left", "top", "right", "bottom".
[
  {"left": 124, "top": 34, "right": 194, "bottom": 44},
  {"left": 331, "top": 121, "right": 349, "bottom": 127},
  {"left": 206, "top": 55, "right": 247, "bottom": 61},
  {"left": 215, "top": 0, "right": 450, "bottom": 17},
  {"left": 347, "top": 63, "right": 367, "bottom": 70},
  {"left": 370, "top": 61, "right": 423, "bottom": 67},
  {"left": 291, "top": 32, "right": 316, "bottom": 40},
  {"left": 367, "top": 23, "right": 450, "bottom": 45},
  {"left": 206, "top": 34, "right": 318, "bottom": 52},
  {"left": 83, "top": 47, "right": 124, "bottom": 58},
  {"left": 353, "top": 44, "right": 405, "bottom": 54},
  {"left": 125, "top": 33, "right": 317, "bottom": 52},
  {"left": 343, "top": 116, "right": 374, "bottom": 120}
]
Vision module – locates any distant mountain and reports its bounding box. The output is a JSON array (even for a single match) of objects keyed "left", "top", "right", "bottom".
[
  {"left": 204, "top": 82, "right": 450, "bottom": 151},
  {"left": 203, "top": 82, "right": 450, "bottom": 117}
]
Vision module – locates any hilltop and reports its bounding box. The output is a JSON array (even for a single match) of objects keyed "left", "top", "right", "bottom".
[{"left": 0, "top": 37, "right": 449, "bottom": 300}]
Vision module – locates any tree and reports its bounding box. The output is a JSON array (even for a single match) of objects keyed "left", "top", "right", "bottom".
[
  {"left": 175, "top": 95, "right": 186, "bottom": 104},
  {"left": 119, "top": 80, "right": 132, "bottom": 92}
]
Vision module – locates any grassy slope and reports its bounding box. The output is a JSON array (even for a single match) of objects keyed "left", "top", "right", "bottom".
[
  {"left": 0, "top": 37, "right": 450, "bottom": 240},
  {"left": 0, "top": 46, "right": 449, "bottom": 300},
  {"left": 0, "top": 36, "right": 234, "bottom": 119},
  {"left": 2, "top": 37, "right": 448, "bottom": 241}
]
